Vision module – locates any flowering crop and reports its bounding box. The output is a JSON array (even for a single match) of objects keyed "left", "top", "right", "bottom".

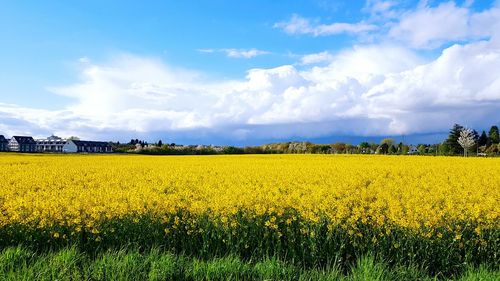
[{"left": 0, "top": 153, "right": 498, "bottom": 273}]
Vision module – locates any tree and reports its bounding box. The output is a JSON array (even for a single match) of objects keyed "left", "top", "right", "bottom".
[
  {"left": 486, "top": 144, "right": 499, "bottom": 154},
  {"left": 330, "top": 142, "right": 347, "bottom": 154},
  {"left": 158, "top": 140, "right": 163, "bottom": 147},
  {"left": 400, "top": 143, "right": 409, "bottom": 155},
  {"left": 358, "top": 142, "right": 370, "bottom": 154},
  {"left": 376, "top": 143, "right": 389, "bottom": 154},
  {"left": 457, "top": 128, "right": 476, "bottom": 157},
  {"left": 346, "top": 144, "right": 357, "bottom": 154},
  {"left": 244, "top": 146, "right": 265, "bottom": 154},
  {"left": 388, "top": 145, "right": 397, "bottom": 154},
  {"left": 223, "top": 146, "right": 244, "bottom": 154},
  {"left": 313, "top": 145, "right": 330, "bottom": 154},
  {"left": 478, "top": 131, "right": 488, "bottom": 147},
  {"left": 472, "top": 129, "right": 479, "bottom": 153},
  {"left": 488, "top": 125, "right": 499, "bottom": 145},
  {"left": 443, "top": 124, "right": 464, "bottom": 155},
  {"left": 417, "top": 144, "right": 427, "bottom": 155},
  {"left": 380, "top": 138, "right": 395, "bottom": 146},
  {"left": 376, "top": 138, "right": 394, "bottom": 154},
  {"left": 429, "top": 144, "right": 439, "bottom": 155},
  {"left": 68, "top": 136, "right": 80, "bottom": 140}
]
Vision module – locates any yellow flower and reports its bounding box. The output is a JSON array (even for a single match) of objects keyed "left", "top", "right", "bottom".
[{"left": 0, "top": 153, "right": 497, "bottom": 250}]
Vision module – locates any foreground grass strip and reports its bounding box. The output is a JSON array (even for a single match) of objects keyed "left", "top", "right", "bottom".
[{"left": 0, "top": 247, "right": 498, "bottom": 281}]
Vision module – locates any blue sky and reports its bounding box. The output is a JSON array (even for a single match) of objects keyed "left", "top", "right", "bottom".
[{"left": 1, "top": 0, "right": 500, "bottom": 145}]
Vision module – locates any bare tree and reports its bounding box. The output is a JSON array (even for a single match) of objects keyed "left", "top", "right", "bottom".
[{"left": 457, "top": 128, "right": 475, "bottom": 157}]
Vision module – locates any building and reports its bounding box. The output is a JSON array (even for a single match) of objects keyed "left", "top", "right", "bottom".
[
  {"left": 63, "top": 140, "right": 112, "bottom": 153},
  {"left": 36, "top": 135, "right": 67, "bottom": 152},
  {"left": 408, "top": 145, "right": 418, "bottom": 154},
  {"left": 0, "top": 135, "right": 9, "bottom": 151},
  {"left": 8, "top": 136, "right": 37, "bottom": 152}
]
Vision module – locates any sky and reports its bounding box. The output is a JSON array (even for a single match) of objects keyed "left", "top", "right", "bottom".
[{"left": 1, "top": 0, "right": 500, "bottom": 145}]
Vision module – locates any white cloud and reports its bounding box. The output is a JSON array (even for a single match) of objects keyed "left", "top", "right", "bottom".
[
  {"left": 2, "top": 37, "right": 500, "bottom": 141},
  {"left": 274, "top": 14, "right": 378, "bottom": 36},
  {"left": 388, "top": 1, "right": 500, "bottom": 49},
  {"left": 277, "top": 2, "right": 500, "bottom": 50},
  {"left": 198, "top": 48, "right": 270, "bottom": 58},
  {"left": 300, "top": 51, "right": 334, "bottom": 65},
  {"left": 222, "top": 48, "right": 270, "bottom": 58}
]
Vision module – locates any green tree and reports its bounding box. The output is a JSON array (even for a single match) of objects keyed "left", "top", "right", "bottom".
[
  {"left": 223, "top": 146, "right": 244, "bottom": 154},
  {"left": 376, "top": 143, "right": 389, "bottom": 154},
  {"left": 346, "top": 144, "right": 357, "bottom": 154},
  {"left": 317, "top": 145, "right": 331, "bottom": 154},
  {"left": 443, "top": 124, "right": 464, "bottom": 155},
  {"left": 380, "top": 138, "right": 395, "bottom": 146},
  {"left": 400, "top": 143, "right": 409, "bottom": 155},
  {"left": 417, "top": 144, "right": 427, "bottom": 155},
  {"left": 478, "top": 131, "right": 488, "bottom": 147},
  {"left": 358, "top": 142, "right": 370, "bottom": 154},
  {"left": 388, "top": 145, "right": 397, "bottom": 154},
  {"left": 488, "top": 125, "right": 499, "bottom": 145}
]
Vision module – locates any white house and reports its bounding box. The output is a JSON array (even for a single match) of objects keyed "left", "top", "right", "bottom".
[
  {"left": 63, "top": 140, "right": 112, "bottom": 153},
  {"left": 36, "top": 135, "right": 67, "bottom": 152},
  {"left": 408, "top": 145, "right": 418, "bottom": 154}
]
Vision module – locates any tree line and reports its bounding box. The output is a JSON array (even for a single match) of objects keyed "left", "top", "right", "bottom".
[{"left": 111, "top": 124, "right": 500, "bottom": 156}]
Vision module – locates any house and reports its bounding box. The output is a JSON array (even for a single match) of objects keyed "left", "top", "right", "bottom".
[
  {"left": 8, "top": 136, "right": 37, "bottom": 152},
  {"left": 0, "top": 135, "right": 9, "bottom": 151},
  {"left": 36, "top": 135, "right": 67, "bottom": 152},
  {"left": 63, "top": 140, "right": 112, "bottom": 153},
  {"left": 408, "top": 145, "right": 418, "bottom": 154}
]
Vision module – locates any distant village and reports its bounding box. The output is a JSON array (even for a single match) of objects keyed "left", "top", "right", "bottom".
[
  {"left": 0, "top": 135, "right": 112, "bottom": 153},
  {"left": 0, "top": 134, "right": 228, "bottom": 154}
]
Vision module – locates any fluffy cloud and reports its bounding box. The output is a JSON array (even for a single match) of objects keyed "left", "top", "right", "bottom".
[
  {"left": 274, "top": 14, "right": 377, "bottom": 36},
  {"left": 278, "top": 1, "right": 500, "bottom": 50},
  {"left": 2, "top": 36, "right": 500, "bottom": 142},
  {"left": 388, "top": 1, "right": 500, "bottom": 49}
]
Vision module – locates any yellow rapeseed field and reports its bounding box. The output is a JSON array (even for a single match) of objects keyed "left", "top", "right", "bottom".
[{"left": 0, "top": 153, "right": 498, "bottom": 270}]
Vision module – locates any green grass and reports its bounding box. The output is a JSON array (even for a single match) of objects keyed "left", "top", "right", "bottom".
[
  {"left": 0, "top": 247, "right": 498, "bottom": 281},
  {"left": 2, "top": 213, "right": 498, "bottom": 277}
]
